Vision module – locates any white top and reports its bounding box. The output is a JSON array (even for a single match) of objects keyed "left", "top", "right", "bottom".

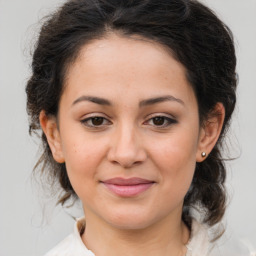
[{"left": 44, "top": 218, "right": 252, "bottom": 256}]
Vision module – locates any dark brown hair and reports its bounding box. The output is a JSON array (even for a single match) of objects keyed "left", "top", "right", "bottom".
[{"left": 26, "top": 0, "right": 237, "bottom": 227}]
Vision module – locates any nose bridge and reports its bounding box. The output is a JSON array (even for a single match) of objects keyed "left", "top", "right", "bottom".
[
  {"left": 108, "top": 120, "right": 146, "bottom": 167},
  {"left": 117, "top": 122, "right": 137, "bottom": 151}
]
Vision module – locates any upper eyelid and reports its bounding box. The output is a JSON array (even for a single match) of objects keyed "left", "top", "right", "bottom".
[
  {"left": 80, "top": 112, "right": 111, "bottom": 120},
  {"left": 145, "top": 116, "right": 176, "bottom": 123},
  {"left": 145, "top": 113, "right": 176, "bottom": 120},
  {"left": 82, "top": 116, "right": 111, "bottom": 122},
  {"left": 79, "top": 112, "right": 177, "bottom": 122},
  {"left": 80, "top": 117, "right": 112, "bottom": 128},
  {"left": 143, "top": 115, "right": 177, "bottom": 126}
]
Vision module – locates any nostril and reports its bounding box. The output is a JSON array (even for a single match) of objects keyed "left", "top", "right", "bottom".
[
  {"left": 107, "top": 131, "right": 147, "bottom": 167},
  {"left": 108, "top": 151, "right": 146, "bottom": 168}
]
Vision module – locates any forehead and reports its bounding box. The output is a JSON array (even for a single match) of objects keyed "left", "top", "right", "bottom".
[{"left": 63, "top": 34, "right": 196, "bottom": 108}]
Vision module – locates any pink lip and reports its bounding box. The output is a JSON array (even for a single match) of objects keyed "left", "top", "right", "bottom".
[{"left": 101, "top": 178, "right": 155, "bottom": 197}]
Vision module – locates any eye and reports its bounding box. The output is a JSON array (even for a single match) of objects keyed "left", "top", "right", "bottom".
[
  {"left": 152, "top": 117, "right": 166, "bottom": 126},
  {"left": 145, "top": 115, "right": 177, "bottom": 128},
  {"left": 81, "top": 116, "right": 111, "bottom": 128}
]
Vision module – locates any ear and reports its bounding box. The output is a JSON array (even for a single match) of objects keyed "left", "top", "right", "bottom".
[
  {"left": 196, "top": 103, "right": 225, "bottom": 162},
  {"left": 39, "top": 111, "right": 65, "bottom": 163}
]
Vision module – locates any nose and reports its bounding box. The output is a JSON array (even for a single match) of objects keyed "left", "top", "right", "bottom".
[{"left": 107, "top": 124, "right": 147, "bottom": 168}]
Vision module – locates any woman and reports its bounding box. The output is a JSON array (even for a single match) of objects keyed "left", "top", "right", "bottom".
[{"left": 26, "top": 0, "right": 243, "bottom": 255}]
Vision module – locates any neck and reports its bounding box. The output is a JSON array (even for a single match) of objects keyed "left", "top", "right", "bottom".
[{"left": 81, "top": 211, "right": 190, "bottom": 256}]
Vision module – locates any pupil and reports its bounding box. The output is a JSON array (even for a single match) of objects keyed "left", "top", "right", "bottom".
[
  {"left": 92, "top": 117, "right": 104, "bottom": 126},
  {"left": 153, "top": 117, "right": 165, "bottom": 126}
]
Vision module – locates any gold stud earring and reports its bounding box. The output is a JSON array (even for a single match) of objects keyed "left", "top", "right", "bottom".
[{"left": 201, "top": 152, "right": 207, "bottom": 158}]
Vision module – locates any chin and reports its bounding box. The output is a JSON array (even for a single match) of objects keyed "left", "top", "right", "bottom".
[
  {"left": 102, "top": 208, "right": 162, "bottom": 231},
  {"left": 108, "top": 217, "right": 153, "bottom": 230}
]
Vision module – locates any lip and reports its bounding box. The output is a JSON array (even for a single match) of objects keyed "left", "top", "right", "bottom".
[{"left": 101, "top": 177, "right": 155, "bottom": 197}]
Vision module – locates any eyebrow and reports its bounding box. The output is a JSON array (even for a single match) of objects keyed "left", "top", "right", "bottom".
[
  {"left": 72, "top": 96, "right": 111, "bottom": 106},
  {"left": 72, "top": 95, "right": 184, "bottom": 107},
  {"left": 139, "top": 95, "right": 184, "bottom": 107}
]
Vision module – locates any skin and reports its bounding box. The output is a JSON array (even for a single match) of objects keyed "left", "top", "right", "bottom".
[{"left": 40, "top": 34, "right": 224, "bottom": 256}]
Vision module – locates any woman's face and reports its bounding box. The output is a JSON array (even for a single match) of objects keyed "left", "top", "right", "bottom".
[{"left": 47, "top": 35, "right": 206, "bottom": 229}]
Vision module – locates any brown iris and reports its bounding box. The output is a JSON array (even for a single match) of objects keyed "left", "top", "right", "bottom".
[
  {"left": 152, "top": 117, "right": 165, "bottom": 126},
  {"left": 91, "top": 117, "right": 104, "bottom": 126}
]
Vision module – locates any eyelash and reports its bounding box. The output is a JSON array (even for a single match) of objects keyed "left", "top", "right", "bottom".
[
  {"left": 80, "top": 115, "right": 177, "bottom": 129},
  {"left": 144, "top": 115, "right": 177, "bottom": 128},
  {"left": 80, "top": 116, "right": 112, "bottom": 128}
]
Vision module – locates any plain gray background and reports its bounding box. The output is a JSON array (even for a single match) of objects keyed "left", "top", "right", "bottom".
[{"left": 0, "top": 0, "right": 256, "bottom": 255}]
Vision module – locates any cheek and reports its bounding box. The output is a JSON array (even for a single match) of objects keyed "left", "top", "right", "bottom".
[
  {"left": 154, "top": 133, "right": 198, "bottom": 168},
  {"left": 64, "top": 143, "right": 92, "bottom": 172},
  {"left": 61, "top": 127, "right": 105, "bottom": 168},
  {"left": 151, "top": 132, "right": 198, "bottom": 191},
  {"left": 61, "top": 137, "right": 106, "bottom": 197}
]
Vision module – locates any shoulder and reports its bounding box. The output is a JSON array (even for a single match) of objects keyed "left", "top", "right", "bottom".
[
  {"left": 44, "top": 233, "right": 78, "bottom": 256},
  {"left": 210, "top": 229, "right": 254, "bottom": 256},
  {"left": 187, "top": 219, "right": 253, "bottom": 256},
  {"left": 44, "top": 218, "right": 95, "bottom": 256}
]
